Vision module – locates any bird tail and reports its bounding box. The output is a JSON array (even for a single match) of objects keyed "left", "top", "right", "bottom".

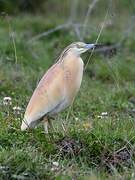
[{"left": 21, "top": 117, "right": 30, "bottom": 131}]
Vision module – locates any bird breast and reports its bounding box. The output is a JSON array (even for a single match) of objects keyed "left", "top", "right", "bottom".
[
  {"left": 48, "top": 53, "right": 84, "bottom": 115},
  {"left": 62, "top": 53, "right": 84, "bottom": 105}
]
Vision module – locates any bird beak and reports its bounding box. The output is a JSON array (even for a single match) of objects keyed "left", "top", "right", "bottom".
[
  {"left": 94, "top": 44, "right": 105, "bottom": 48},
  {"left": 85, "top": 44, "right": 95, "bottom": 50},
  {"left": 85, "top": 43, "right": 106, "bottom": 50}
]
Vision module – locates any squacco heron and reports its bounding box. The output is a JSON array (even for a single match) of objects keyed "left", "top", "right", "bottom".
[{"left": 21, "top": 42, "right": 95, "bottom": 133}]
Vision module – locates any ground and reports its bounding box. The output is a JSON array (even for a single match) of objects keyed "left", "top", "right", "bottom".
[{"left": 0, "top": 11, "right": 135, "bottom": 179}]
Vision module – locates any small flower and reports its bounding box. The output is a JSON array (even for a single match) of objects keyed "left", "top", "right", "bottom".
[
  {"left": 51, "top": 167, "right": 56, "bottom": 171},
  {"left": 52, "top": 161, "right": 59, "bottom": 167},
  {"left": 101, "top": 112, "right": 108, "bottom": 116},
  {"left": 97, "top": 115, "right": 103, "bottom": 119},
  {"left": 98, "top": 112, "right": 108, "bottom": 119},
  {"left": 51, "top": 161, "right": 59, "bottom": 171},
  {"left": 13, "top": 106, "right": 22, "bottom": 114},
  {"left": 3, "top": 97, "right": 12, "bottom": 105},
  {"left": 75, "top": 117, "right": 79, "bottom": 121}
]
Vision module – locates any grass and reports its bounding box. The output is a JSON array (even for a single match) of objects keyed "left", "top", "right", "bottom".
[{"left": 0, "top": 11, "right": 135, "bottom": 179}]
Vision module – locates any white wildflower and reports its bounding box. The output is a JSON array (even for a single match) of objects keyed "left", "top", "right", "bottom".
[
  {"left": 101, "top": 112, "right": 108, "bottom": 116},
  {"left": 75, "top": 117, "right": 79, "bottom": 121},
  {"left": 3, "top": 97, "right": 12, "bottom": 105},
  {"left": 13, "top": 106, "right": 22, "bottom": 114},
  {"left": 98, "top": 112, "right": 108, "bottom": 119},
  {"left": 51, "top": 167, "right": 56, "bottom": 171},
  {"left": 97, "top": 115, "right": 103, "bottom": 119},
  {"left": 52, "top": 161, "right": 59, "bottom": 167},
  {"left": 51, "top": 161, "right": 59, "bottom": 171}
]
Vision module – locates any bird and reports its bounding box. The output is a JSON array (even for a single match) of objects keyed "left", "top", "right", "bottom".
[{"left": 21, "top": 42, "right": 95, "bottom": 133}]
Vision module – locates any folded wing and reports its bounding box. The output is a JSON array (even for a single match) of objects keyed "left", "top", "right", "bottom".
[{"left": 21, "top": 63, "right": 65, "bottom": 130}]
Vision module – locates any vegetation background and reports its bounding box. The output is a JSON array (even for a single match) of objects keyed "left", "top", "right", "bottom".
[{"left": 0, "top": 0, "right": 135, "bottom": 179}]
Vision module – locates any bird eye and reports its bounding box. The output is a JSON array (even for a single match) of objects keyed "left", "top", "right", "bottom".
[{"left": 77, "top": 43, "right": 83, "bottom": 48}]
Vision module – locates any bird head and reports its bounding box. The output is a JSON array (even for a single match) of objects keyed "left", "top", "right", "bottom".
[{"left": 67, "top": 42, "right": 95, "bottom": 55}]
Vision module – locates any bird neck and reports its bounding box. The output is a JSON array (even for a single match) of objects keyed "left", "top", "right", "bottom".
[{"left": 59, "top": 50, "right": 80, "bottom": 63}]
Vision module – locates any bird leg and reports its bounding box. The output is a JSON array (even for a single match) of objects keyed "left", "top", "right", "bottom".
[{"left": 43, "top": 117, "right": 52, "bottom": 134}]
